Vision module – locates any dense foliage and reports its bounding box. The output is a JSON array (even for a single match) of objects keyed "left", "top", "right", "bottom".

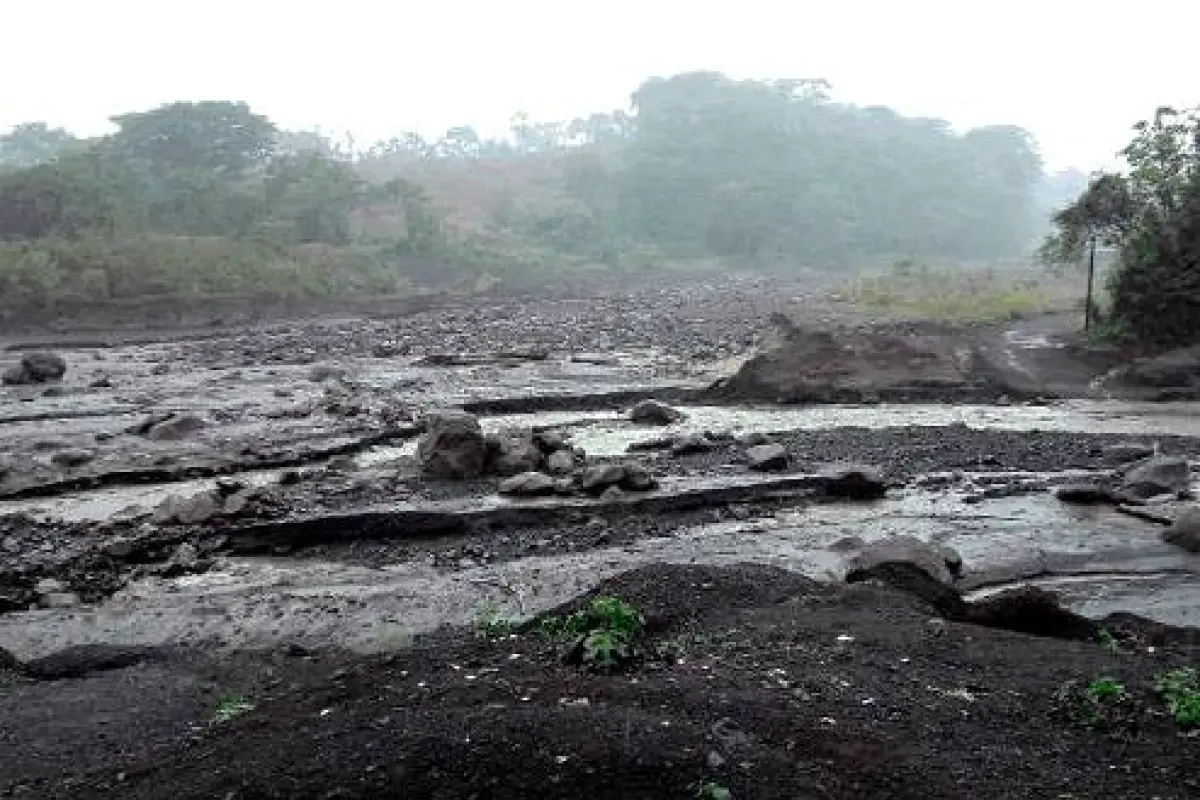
[
  {"left": 1043, "top": 107, "right": 1200, "bottom": 346},
  {"left": 0, "top": 72, "right": 1049, "bottom": 307}
]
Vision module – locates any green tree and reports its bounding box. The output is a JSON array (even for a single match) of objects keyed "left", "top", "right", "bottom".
[
  {"left": 1043, "top": 106, "right": 1200, "bottom": 346},
  {"left": 0, "top": 122, "right": 81, "bottom": 171}
]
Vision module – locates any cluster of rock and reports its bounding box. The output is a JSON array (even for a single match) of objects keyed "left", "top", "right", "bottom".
[
  {"left": 417, "top": 410, "right": 657, "bottom": 499},
  {"left": 2, "top": 352, "right": 66, "bottom": 386},
  {"left": 1054, "top": 449, "right": 1200, "bottom": 553}
]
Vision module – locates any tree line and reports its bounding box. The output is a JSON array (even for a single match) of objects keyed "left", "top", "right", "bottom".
[{"left": 0, "top": 71, "right": 1050, "bottom": 306}]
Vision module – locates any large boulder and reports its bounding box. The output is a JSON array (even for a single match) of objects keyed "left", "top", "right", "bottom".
[
  {"left": 3, "top": 352, "right": 67, "bottom": 385},
  {"left": 485, "top": 429, "right": 545, "bottom": 477},
  {"left": 1163, "top": 506, "right": 1200, "bottom": 552},
  {"left": 1120, "top": 455, "right": 1191, "bottom": 499},
  {"left": 417, "top": 411, "right": 489, "bottom": 479},
  {"left": 629, "top": 399, "right": 684, "bottom": 426}
]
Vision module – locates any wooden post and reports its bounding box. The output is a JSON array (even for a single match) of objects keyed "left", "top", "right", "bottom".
[{"left": 1084, "top": 234, "right": 1097, "bottom": 331}]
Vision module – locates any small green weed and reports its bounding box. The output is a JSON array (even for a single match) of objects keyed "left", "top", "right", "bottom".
[
  {"left": 535, "top": 595, "right": 646, "bottom": 672},
  {"left": 213, "top": 694, "right": 255, "bottom": 724},
  {"left": 1154, "top": 667, "right": 1200, "bottom": 727},
  {"left": 696, "top": 781, "right": 732, "bottom": 800},
  {"left": 1052, "top": 676, "right": 1137, "bottom": 733},
  {"left": 473, "top": 603, "right": 514, "bottom": 641},
  {"left": 1095, "top": 628, "right": 1122, "bottom": 653}
]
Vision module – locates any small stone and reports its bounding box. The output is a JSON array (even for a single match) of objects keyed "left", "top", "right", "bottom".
[
  {"left": 39, "top": 592, "right": 81, "bottom": 609},
  {"left": 746, "top": 443, "right": 788, "bottom": 472},
  {"left": 34, "top": 577, "right": 66, "bottom": 595},
  {"left": 498, "top": 471, "right": 557, "bottom": 497},
  {"left": 545, "top": 449, "right": 577, "bottom": 476},
  {"left": 670, "top": 433, "right": 715, "bottom": 456},
  {"left": 628, "top": 399, "right": 684, "bottom": 426},
  {"left": 50, "top": 449, "right": 95, "bottom": 469}
]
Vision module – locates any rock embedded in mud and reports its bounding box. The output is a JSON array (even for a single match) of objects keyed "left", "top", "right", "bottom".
[
  {"left": 579, "top": 463, "right": 658, "bottom": 495},
  {"left": 629, "top": 399, "right": 684, "bottom": 426},
  {"left": 580, "top": 464, "right": 628, "bottom": 495},
  {"left": 49, "top": 448, "right": 95, "bottom": 470},
  {"left": 745, "top": 443, "right": 788, "bottom": 472},
  {"left": 155, "top": 491, "right": 222, "bottom": 525},
  {"left": 308, "top": 363, "right": 349, "bottom": 383},
  {"left": 1, "top": 351, "right": 67, "bottom": 385},
  {"left": 1163, "top": 506, "right": 1200, "bottom": 552},
  {"left": 1054, "top": 482, "right": 1116, "bottom": 504},
  {"left": 146, "top": 413, "right": 206, "bottom": 441},
  {"left": 818, "top": 464, "right": 886, "bottom": 500},
  {"left": 499, "top": 471, "right": 558, "bottom": 497},
  {"left": 545, "top": 449, "right": 577, "bottom": 476},
  {"left": 417, "top": 411, "right": 489, "bottom": 479},
  {"left": 1120, "top": 455, "right": 1191, "bottom": 499},
  {"left": 671, "top": 433, "right": 715, "bottom": 456},
  {"left": 845, "top": 535, "right": 961, "bottom": 585}
]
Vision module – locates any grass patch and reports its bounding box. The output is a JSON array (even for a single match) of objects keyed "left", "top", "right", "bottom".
[
  {"left": 213, "top": 694, "right": 255, "bottom": 724},
  {"left": 1154, "top": 667, "right": 1200, "bottom": 727},
  {"left": 473, "top": 603, "right": 515, "bottom": 641},
  {"left": 838, "top": 261, "right": 1068, "bottom": 323},
  {"left": 696, "top": 781, "right": 732, "bottom": 800},
  {"left": 0, "top": 235, "right": 409, "bottom": 309}
]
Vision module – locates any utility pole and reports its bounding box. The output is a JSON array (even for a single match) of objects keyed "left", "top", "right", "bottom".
[{"left": 1084, "top": 234, "right": 1097, "bottom": 332}]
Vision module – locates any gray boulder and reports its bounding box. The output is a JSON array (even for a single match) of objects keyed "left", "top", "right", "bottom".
[
  {"left": 1163, "top": 506, "right": 1200, "bottom": 552},
  {"left": 1120, "top": 455, "right": 1191, "bottom": 499},
  {"left": 417, "top": 411, "right": 489, "bottom": 479}
]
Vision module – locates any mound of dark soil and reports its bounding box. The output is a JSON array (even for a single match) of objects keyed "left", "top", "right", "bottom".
[
  {"left": 14, "top": 563, "right": 1197, "bottom": 800},
  {"left": 714, "top": 323, "right": 999, "bottom": 403}
]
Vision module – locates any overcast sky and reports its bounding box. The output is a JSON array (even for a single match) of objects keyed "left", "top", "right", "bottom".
[{"left": 3, "top": 0, "right": 1195, "bottom": 171}]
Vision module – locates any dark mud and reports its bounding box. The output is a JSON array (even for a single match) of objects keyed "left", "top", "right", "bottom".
[{"left": 6, "top": 564, "right": 1199, "bottom": 799}]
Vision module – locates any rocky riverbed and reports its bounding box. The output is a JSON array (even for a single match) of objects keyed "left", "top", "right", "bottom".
[{"left": 2, "top": 275, "right": 1200, "bottom": 798}]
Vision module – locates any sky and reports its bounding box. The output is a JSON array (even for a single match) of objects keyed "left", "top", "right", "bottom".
[{"left": 3, "top": 0, "right": 1196, "bottom": 172}]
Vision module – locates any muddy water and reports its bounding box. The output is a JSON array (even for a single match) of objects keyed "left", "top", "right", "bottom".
[
  {"left": 362, "top": 400, "right": 1200, "bottom": 462},
  {"left": 2, "top": 483, "right": 1197, "bottom": 660}
]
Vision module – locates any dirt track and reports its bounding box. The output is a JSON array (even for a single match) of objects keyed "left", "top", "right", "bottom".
[{"left": 2, "top": 274, "right": 1200, "bottom": 798}]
